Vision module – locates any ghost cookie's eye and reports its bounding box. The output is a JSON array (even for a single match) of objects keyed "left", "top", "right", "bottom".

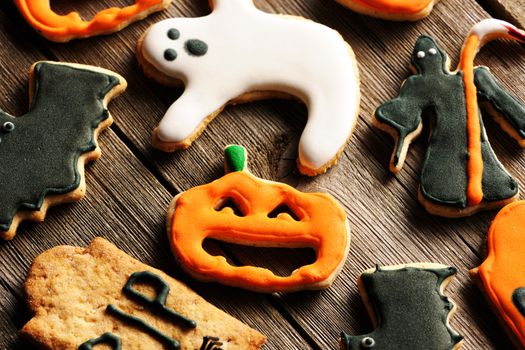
[
  {"left": 164, "top": 49, "right": 178, "bottom": 61},
  {"left": 167, "top": 28, "right": 180, "bottom": 40},
  {"left": 417, "top": 51, "right": 426, "bottom": 59},
  {"left": 428, "top": 48, "right": 437, "bottom": 55},
  {"left": 185, "top": 39, "right": 208, "bottom": 57}
]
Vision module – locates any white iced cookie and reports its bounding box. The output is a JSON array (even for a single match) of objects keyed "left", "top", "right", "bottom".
[{"left": 137, "top": 0, "right": 360, "bottom": 176}]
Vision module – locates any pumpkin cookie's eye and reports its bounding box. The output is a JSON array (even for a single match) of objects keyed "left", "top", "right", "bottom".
[
  {"left": 268, "top": 204, "right": 301, "bottom": 221},
  {"left": 215, "top": 197, "right": 245, "bottom": 217}
]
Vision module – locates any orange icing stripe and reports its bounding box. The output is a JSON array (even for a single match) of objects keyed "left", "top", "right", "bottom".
[
  {"left": 169, "top": 171, "right": 348, "bottom": 292},
  {"left": 15, "top": 0, "right": 165, "bottom": 42},
  {"left": 460, "top": 35, "right": 484, "bottom": 206},
  {"left": 478, "top": 201, "right": 525, "bottom": 346},
  {"left": 349, "top": 0, "right": 433, "bottom": 14}
]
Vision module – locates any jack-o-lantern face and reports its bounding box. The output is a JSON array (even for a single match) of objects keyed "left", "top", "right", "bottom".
[
  {"left": 167, "top": 145, "right": 350, "bottom": 293},
  {"left": 14, "top": 0, "right": 172, "bottom": 42}
]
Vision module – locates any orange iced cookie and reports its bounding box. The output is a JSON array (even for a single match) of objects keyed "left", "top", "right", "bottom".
[
  {"left": 15, "top": 0, "right": 173, "bottom": 42},
  {"left": 167, "top": 145, "right": 351, "bottom": 293},
  {"left": 335, "top": 0, "right": 440, "bottom": 21},
  {"left": 471, "top": 201, "right": 525, "bottom": 348}
]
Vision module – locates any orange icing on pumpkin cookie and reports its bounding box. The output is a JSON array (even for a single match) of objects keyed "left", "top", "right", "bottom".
[
  {"left": 167, "top": 145, "right": 350, "bottom": 293},
  {"left": 477, "top": 201, "right": 525, "bottom": 347},
  {"left": 15, "top": 0, "right": 171, "bottom": 42}
]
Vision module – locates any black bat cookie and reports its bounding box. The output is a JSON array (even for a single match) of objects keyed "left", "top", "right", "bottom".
[
  {"left": 340, "top": 264, "right": 463, "bottom": 350},
  {"left": 0, "top": 62, "right": 126, "bottom": 240}
]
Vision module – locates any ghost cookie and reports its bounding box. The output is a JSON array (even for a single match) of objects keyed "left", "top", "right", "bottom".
[
  {"left": 137, "top": 0, "right": 360, "bottom": 176},
  {"left": 373, "top": 19, "right": 525, "bottom": 217},
  {"left": 340, "top": 264, "right": 463, "bottom": 350},
  {"left": 470, "top": 201, "right": 525, "bottom": 349},
  {"left": 167, "top": 145, "right": 350, "bottom": 293},
  {"left": 0, "top": 62, "right": 126, "bottom": 240},
  {"left": 335, "top": 0, "right": 440, "bottom": 21},
  {"left": 22, "top": 237, "right": 266, "bottom": 349},
  {"left": 15, "top": 0, "right": 173, "bottom": 42}
]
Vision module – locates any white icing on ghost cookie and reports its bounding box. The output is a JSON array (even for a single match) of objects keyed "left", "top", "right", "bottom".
[{"left": 139, "top": 0, "right": 360, "bottom": 175}]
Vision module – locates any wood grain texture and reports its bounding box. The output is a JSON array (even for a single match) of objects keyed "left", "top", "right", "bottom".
[
  {"left": 482, "top": 0, "right": 525, "bottom": 28},
  {"left": 1, "top": 0, "right": 525, "bottom": 349}
]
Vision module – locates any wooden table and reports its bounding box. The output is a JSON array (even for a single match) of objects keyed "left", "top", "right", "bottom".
[{"left": 1, "top": 0, "right": 524, "bottom": 348}]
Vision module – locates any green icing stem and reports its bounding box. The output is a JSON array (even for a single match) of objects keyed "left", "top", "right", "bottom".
[{"left": 224, "top": 145, "right": 247, "bottom": 173}]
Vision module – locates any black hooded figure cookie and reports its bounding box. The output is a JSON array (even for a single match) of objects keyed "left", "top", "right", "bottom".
[
  {"left": 0, "top": 62, "right": 126, "bottom": 240},
  {"left": 373, "top": 19, "right": 525, "bottom": 217}
]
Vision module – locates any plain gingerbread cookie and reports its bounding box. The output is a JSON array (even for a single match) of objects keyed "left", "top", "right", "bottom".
[{"left": 22, "top": 237, "right": 266, "bottom": 349}]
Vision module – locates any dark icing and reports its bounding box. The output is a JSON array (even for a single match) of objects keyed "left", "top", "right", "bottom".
[
  {"left": 167, "top": 28, "right": 180, "bottom": 40},
  {"left": 164, "top": 49, "right": 178, "bottom": 61},
  {"left": 341, "top": 266, "right": 463, "bottom": 350},
  {"left": 123, "top": 271, "right": 197, "bottom": 329},
  {"left": 106, "top": 271, "right": 197, "bottom": 349},
  {"left": 200, "top": 336, "right": 224, "bottom": 350},
  {"left": 375, "top": 36, "right": 523, "bottom": 208},
  {"left": 107, "top": 304, "right": 182, "bottom": 349},
  {"left": 0, "top": 62, "right": 120, "bottom": 232},
  {"left": 185, "top": 39, "right": 208, "bottom": 56},
  {"left": 78, "top": 333, "right": 121, "bottom": 350},
  {"left": 513, "top": 288, "right": 525, "bottom": 317}
]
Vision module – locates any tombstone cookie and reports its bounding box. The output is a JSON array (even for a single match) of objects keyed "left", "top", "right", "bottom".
[
  {"left": 15, "top": 0, "right": 173, "bottom": 42},
  {"left": 374, "top": 19, "right": 525, "bottom": 217},
  {"left": 0, "top": 62, "right": 126, "bottom": 240},
  {"left": 167, "top": 145, "right": 350, "bottom": 293},
  {"left": 335, "top": 0, "right": 440, "bottom": 21},
  {"left": 340, "top": 264, "right": 463, "bottom": 350},
  {"left": 471, "top": 201, "right": 525, "bottom": 349},
  {"left": 137, "top": 0, "right": 360, "bottom": 176},
  {"left": 22, "top": 237, "right": 266, "bottom": 349}
]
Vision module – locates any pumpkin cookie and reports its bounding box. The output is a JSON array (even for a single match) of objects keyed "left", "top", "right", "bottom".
[
  {"left": 374, "top": 19, "right": 525, "bottom": 217},
  {"left": 15, "top": 0, "right": 173, "bottom": 42},
  {"left": 0, "top": 62, "right": 126, "bottom": 240},
  {"left": 167, "top": 145, "right": 351, "bottom": 293},
  {"left": 137, "top": 0, "right": 360, "bottom": 176},
  {"left": 22, "top": 237, "right": 266, "bottom": 349},
  {"left": 340, "top": 263, "right": 463, "bottom": 350},
  {"left": 335, "top": 0, "right": 440, "bottom": 21},
  {"left": 471, "top": 201, "right": 525, "bottom": 349}
]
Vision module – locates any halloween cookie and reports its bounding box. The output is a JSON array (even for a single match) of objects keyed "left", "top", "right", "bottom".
[
  {"left": 137, "top": 0, "right": 360, "bottom": 176},
  {"left": 167, "top": 145, "right": 350, "bottom": 293},
  {"left": 373, "top": 19, "right": 525, "bottom": 217},
  {"left": 0, "top": 62, "right": 126, "bottom": 240},
  {"left": 15, "top": 0, "right": 173, "bottom": 42},
  {"left": 22, "top": 237, "right": 266, "bottom": 349},
  {"left": 335, "top": 0, "right": 440, "bottom": 21},
  {"left": 340, "top": 263, "right": 463, "bottom": 350},
  {"left": 471, "top": 201, "right": 525, "bottom": 349}
]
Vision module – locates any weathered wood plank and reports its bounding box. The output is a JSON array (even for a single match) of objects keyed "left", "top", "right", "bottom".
[
  {"left": 2, "top": 0, "right": 525, "bottom": 349},
  {"left": 0, "top": 6, "right": 306, "bottom": 348},
  {"left": 482, "top": 0, "right": 525, "bottom": 28}
]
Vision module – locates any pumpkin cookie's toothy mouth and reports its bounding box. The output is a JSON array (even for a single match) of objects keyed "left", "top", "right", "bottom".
[
  {"left": 166, "top": 145, "right": 351, "bottom": 293},
  {"left": 203, "top": 239, "right": 316, "bottom": 278}
]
